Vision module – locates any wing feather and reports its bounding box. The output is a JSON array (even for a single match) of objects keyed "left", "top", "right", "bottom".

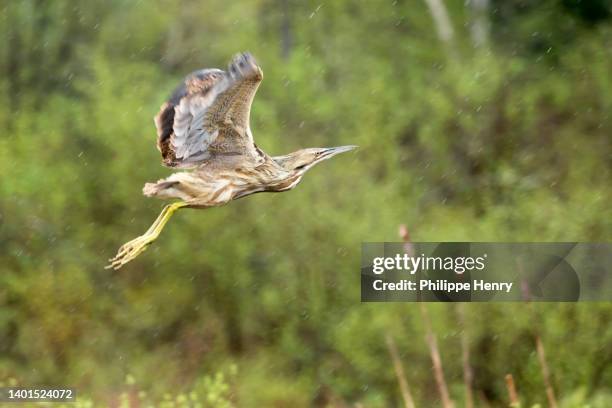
[{"left": 154, "top": 53, "right": 263, "bottom": 168}]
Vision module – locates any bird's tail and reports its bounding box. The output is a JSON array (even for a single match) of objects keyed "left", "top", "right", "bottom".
[{"left": 143, "top": 180, "right": 179, "bottom": 198}]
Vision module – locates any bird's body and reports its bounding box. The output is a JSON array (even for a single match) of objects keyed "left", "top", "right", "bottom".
[
  {"left": 107, "top": 52, "right": 356, "bottom": 269},
  {"left": 143, "top": 150, "right": 300, "bottom": 206}
]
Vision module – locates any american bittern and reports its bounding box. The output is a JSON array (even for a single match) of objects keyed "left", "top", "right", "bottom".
[{"left": 107, "top": 52, "right": 356, "bottom": 269}]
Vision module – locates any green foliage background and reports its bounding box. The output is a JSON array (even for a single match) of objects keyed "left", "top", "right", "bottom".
[{"left": 0, "top": 0, "right": 611, "bottom": 406}]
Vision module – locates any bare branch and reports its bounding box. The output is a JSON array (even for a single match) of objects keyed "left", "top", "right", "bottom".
[
  {"left": 457, "top": 304, "right": 474, "bottom": 408},
  {"left": 399, "top": 224, "right": 421, "bottom": 301},
  {"left": 385, "top": 334, "right": 417, "bottom": 408},
  {"left": 468, "top": 0, "right": 490, "bottom": 48},
  {"left": 420, "top": 304, "right": 454, "bottom": 408},
  {"left": 423, "top": 0, "right": 455, "bottom": 44},
  {"left": 505, "top": 373, "right": 520, "bottom": 407},
  {"left": 536, "top": 336, "right": 558, "bottom": 408}
]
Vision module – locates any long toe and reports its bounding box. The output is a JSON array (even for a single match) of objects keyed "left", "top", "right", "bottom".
[{"left": 106, "top": 235, "right": 154, "bottom": 269}]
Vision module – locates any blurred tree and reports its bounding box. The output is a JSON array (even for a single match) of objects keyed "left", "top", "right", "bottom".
[{"left": 0, "top": 0, "right": 610, "bottom": 406}]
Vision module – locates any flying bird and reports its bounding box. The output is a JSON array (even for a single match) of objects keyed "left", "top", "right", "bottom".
[{"left": 107, "top": 52, "right": 356, "bottom": 269}]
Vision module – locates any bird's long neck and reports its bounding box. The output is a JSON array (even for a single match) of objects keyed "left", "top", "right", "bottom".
[
  {"left": 267, "top": 171, "right": 303, "bottom": 192},
  {"left": 246, "top": 151, "right": 303, "bottom": 192}
]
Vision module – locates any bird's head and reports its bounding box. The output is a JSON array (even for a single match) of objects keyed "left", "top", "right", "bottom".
[{"left": 274, "top": 145, "right": 358, "bottom": 174}]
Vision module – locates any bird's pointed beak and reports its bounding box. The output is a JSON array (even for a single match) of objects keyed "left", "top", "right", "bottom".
[{"left": 320, "top": 145, "right": 358, "bottom": 159}]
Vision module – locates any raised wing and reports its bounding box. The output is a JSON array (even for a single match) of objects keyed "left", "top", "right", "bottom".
[{"left": 154, "top": 52, "right": 263, "bottom": 168}]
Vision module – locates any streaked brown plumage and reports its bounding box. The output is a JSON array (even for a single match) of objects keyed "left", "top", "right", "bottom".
[{"left": 107, "top": 52, "right": 356, "bottom": 269}]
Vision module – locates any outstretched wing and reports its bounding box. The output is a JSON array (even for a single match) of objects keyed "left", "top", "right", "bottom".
[{"left": 154, "top": 52, "right": 263, "bottom": 168}]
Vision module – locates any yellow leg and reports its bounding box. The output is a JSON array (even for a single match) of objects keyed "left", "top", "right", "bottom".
[{"left": 106, "top": 202, "right": 188, "bottom": 270}]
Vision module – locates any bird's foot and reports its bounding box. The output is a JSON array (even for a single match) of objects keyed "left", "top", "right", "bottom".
[
  {"left": 106, "top": 202, "right": 185, "bottom": 270},
  {"left": 106, "top": 233, "right": 157, "bottom": 270},
  {"left": 229, "top": 52, "right": 262, "bottom": 81}
]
